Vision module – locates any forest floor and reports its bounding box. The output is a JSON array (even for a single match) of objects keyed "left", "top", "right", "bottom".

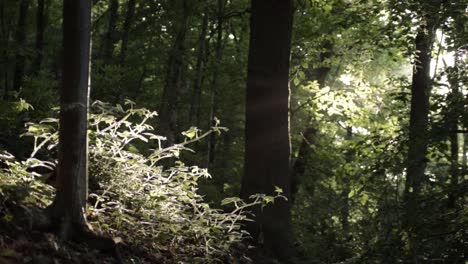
[{"left": 0, "top": 213, "right": 174, "bottom": 264}]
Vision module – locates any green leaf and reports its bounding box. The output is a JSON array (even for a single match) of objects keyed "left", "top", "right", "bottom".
[
  {"left": 360, "top": 193, "right": 369, "bottom": 205},
  {"left": 28, "top": 126, "right": 39, "bottom": 133},
  {"left": 181, "top": 127, "right": 199, "bottom": 139},
  {"left": 264, "top": 196, "right": 274, "bottom": 204},
  {"left": 293, "top": 78, "right": 300, "bottom": 86},
  {"left": 274, "top": 186, "right": 283, "bottom": 194},
  {"left": 40, "top": 118, "right": 58, "bottom": 124},
  {"left": 221, "top": 197, "right": 241, "bottom": 206}
]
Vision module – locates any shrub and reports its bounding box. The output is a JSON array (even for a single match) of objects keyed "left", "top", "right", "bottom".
[{"left": 1, "top": 100, "right": 282, "bottom": 263}]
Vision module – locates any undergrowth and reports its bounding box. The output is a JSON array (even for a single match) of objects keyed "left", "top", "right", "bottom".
[{"left": 0, "top": 100, "right": 283, "bottom": 263}]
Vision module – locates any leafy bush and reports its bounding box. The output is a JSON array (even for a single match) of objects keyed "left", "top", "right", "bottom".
[{"left": 1, "top": 101, "right": 282, "bottom": 263}]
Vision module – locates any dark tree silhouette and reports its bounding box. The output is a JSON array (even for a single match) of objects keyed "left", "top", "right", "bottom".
[
  {"left": 240, "top": 0, "right": 295, "bottom": 260},
  {"left": 47, "top": 0, "right": 92, "bottom": 240},
  {"left": 403, "top": 15, "right": 436, "bottom": 261},
  {"left": 12, "top": 0, "right": 30, "bottom": 94}
]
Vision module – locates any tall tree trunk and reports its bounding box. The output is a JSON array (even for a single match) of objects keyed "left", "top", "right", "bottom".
[
  {"left": 340, "top": 126, "right": 353, "bottom": 237},
  {"left": 103, "top": 0, "right": 119, "bottom": 64},
  {"left": 119, "top": 0, "right": 135, "bottom": 65},
  {"left": 12, "top": 0, "right": 30, "bottom": 94},
  {"left": 188, "top": 11, "right": 209, "bottom": 127},
  {"left": 290, "top": 124, "right": 316, "bottom": 203},
  {"left": 447, "top": 56, "right": 460, "bottom": 209},
  {"left": 239, "top": 0, "right": 294, "bottom": 260},
  {"left": 0, "top": 0, "right": 7, "bottom": 99},
  {"left": 463, "top": 131, "right": 467, "bottom": 176},
  {"left": 47, "top": 0, "right": 92, "bottom": 239},
  {"left": 159, "top": 0, "right": 191, "bottom": 145},
  {"left": 32, "top": 0, "right": 46, "bottom": 74},
  {"left": 403, "top": 17, "right": 436, "bottom": 262},
  {"left": 206, "top": 0, "right": 226, "bottom": 168}
]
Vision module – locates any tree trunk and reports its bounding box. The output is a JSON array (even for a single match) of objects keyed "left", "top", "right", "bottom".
[
  {"left": 463, "top": 131, "right": 467, "bottom": 176},
  {"left": 119, "top": 0, "right": 135, "bottom": 65},
  {"left": 188, "top": 11, "right": 208, "bottom": 127},
  {"left": 447, "top": 59, "right": 460, "bottom": 209},
  {"left": 103, "top": 0, "right": 119, "bottom": 64},
  {"left": 32, "top": 0, "right": 46, "bottom": 74},
  {"left": 13, "top": 0, "right": 30, "bottom": 93},
  {"left": 239, "top": 0, "right": 294, "bottom": 260},
  {"left": 403, "top": 17, "right": 436, "bottom": 262},
  {"left": 0, "top": 0, "right": 7, "bottom": 99},
  {"left": 206, "top": 0, "right": 226, "bottom": 168},
  {"left": 159, "top": 0, "right": 191, "bottom": 145},
  {"left": 47, "top": 0, "right": 92, "bottom": 240},
  {"left": 340, "top": 127, "right": 353, "bottom": 237},
  {"left": 290, "top": 124, "right": 316, "bottom": 203}
]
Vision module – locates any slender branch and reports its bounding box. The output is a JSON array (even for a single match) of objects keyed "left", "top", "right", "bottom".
[{"left": 30, "top": 132, "right": 58, "bottom": 158}]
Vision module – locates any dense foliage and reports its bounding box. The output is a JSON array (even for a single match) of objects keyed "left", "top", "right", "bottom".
[{"left": 0, "top": 0, "right": 467, "bottom": 263}]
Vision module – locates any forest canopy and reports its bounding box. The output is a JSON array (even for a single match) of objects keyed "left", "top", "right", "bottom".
[{"left": 0, "top": 0, "right": 467, "bottom": 263}]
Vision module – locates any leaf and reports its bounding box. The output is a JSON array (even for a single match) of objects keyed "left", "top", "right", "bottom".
[
  {"left": 181, "top": 127, "right": 199, "bottom": 140},
  {"left": 28, "top": 126, "right": 39, "bottom": 133},
  {"left": 274, "top": 186, "right": 283, "bottom": 194},
  {"left": 124, "top": 99, "right": 136, "bottom": 107},
  {"left": 221, "top": 197, "right": 241, "bottom": 206},
  {"left": 40, "top": 118, "right": 58, "bottom": 124},
  {"left": 360, "top": 193, "right": 369, "bottom": 205},
  {"left": 264, "top": 196, "right": 274, "bottom": 204},
  {"left": 293, "top": 78, "right": 300, "bottom": 86},
  {"left": 213, "top": 117, "right": 220, "bottom": 127}
]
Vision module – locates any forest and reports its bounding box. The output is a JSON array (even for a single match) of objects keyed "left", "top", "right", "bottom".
[{"left": 0, "top": 0, "right": 467, "bottom": 263}]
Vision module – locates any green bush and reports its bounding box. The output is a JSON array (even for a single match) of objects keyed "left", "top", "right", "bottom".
[{"left": 1, "top": 101, "right": 282, "bottom": 263}]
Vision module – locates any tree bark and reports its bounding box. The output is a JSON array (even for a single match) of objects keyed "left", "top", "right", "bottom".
[
  {"left": 403, "top": 17, "right": 436, "bottom": 262},
  {"left": 47, "top": 0, "right": 92, "bottom": 240},
  {"left": 32, "top": 0, "right": 47, "bottom": 74},
  {"left": 206, "top": 0, "right": 226, "bottom": 168},
  {"left": 13, "top": 0, "right": 30, "bottom": 93},
  {"left": 103, "top": 0, "right": 119, "bottom": 64},
  {"left": 0, "top": 0, "right": 7, "bottom": 99},
  {"left": 463, "top": 131, "right": 467, "bottom": 176},
  {"left": 188, "top": 11, "right": 209, "bottom": 127},
  {"left": 447, "top": 55, "right": 460, "bottom": 209},
  {"left": 119, "top": 0, "right": 135, "bottom": 65},
  {"left": 290, "top": 124, "right": 316, "bottom": 203},
  {"left": 239, "top": 0, "right": 294, "bottom": 260},
  {"left": 159, "top": 0, "right": 191, "bottom": 145}
]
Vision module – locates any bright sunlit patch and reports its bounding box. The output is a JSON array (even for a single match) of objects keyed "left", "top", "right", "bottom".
[
  {"left": 431, "top": 29, "right": 456, "bottom": 96},
  {"left": 340, "top": 73, "right": 354, "bottom": 85},
  {"left": 378, "top": 10, "right": 389, "bottom": 22},
  {"left": 431, "top": 29, "right": 455, "bottom": 77},
  {"left": 352, "top": 126, "right": 370, "bottom": 135}
]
